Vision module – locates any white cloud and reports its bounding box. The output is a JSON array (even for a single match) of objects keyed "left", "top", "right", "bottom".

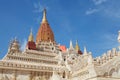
[
  {"left": 101, "top": 33, "right": 119, "bottom": 49},
  {"left": 85, "top": 0, "right": 107, "bottom": 15},
  {"left": 21, "top": 39, "right": 27, "bottom": 51},
  {"left": 86, "top": 0, "right": 120, "bottom": 18},
  {"left": 86, "top": 8, "right": 99, "bottom": 15},
  {"left": 33, "top": 1, "right": 49, "bottom": 23},
  {"left": 103, "top": 8, "right": 120, "bottom": 18},
  {"left": 92, "top": 0, "right": 107, "bottom": 5},
  {"left": 103, "top": 34, "right": 117, "bottom": 42},
  {"left": 33, "top": 1, "right": 49, "bottom": 13},
  {"left": 33, "top": 2, "right": 44, "bottom": 13}
]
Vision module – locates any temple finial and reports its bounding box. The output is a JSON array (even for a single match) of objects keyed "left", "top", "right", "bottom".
[
  {"left": 75, "top": 40, "right": 80, "bottom": 51},
  {"left": 84, "top": 46, "right": 87, "bottom": 55},
  {"left": 42, "top": 8, "right": 47, "bottom": 23},
  {"left": 69, "top": 40, "right": 74, "bottom": 50},
  {"left": 28, "top": 29, "right": 34, "bottom": 42}
]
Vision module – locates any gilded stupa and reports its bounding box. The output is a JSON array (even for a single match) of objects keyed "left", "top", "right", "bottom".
[{"left": 36, "top": 9, "right": 54, "bottom": 43}]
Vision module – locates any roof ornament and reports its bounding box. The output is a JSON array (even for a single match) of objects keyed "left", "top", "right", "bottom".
[
  {"left": 75, "top": 40, "right": 80, "bottom": 51},
  {"left": 69, "top": 40, "right": 74, "bottom": 50},
  {"left": 84, "top": 46, "right": 88, "bottom": 55},
  {"left": 42, "top": 8, "right": 48, "bottom": 23},
  {"left": 28, "top": 29, "right": 34, "bottom": 42}
]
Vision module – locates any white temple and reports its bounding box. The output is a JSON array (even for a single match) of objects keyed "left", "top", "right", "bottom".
[{"left": 0, "top": 9, "right": 120, "bottom": 80}]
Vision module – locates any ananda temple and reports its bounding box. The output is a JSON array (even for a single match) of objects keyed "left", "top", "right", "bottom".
[{"left": 0, "top": 9, "right": 120, "bottom": 80}]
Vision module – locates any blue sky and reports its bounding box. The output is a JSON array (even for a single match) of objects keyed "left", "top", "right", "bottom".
[{"left": 0, "top": 0, "right": 120, "bottom": 58}]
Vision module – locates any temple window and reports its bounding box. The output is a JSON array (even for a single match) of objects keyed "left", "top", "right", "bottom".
[
  {"left": 63, "top": 71, "right": 65, "bottom": 78},
  {"left": 64, "top": 58, "right": 66, "bottom": 61},
  {"left": 52, "top": 47, "right": 54, "bottom": 50},
  {"left": 109, "top": 68, "right": 116, "bottom": 76},
  {"left": 48, "top": 37, "right": 50, "bottom": 40}
]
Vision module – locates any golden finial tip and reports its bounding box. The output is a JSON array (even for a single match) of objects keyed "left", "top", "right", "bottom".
[
  {"left": 42, "top": 8, "right": 47, "bottom": 23},
  {"left": 28, "top": 29, "right": 34, "bottom": 42},
  {"left": 75, "top": 40, "right": 80, "bottom": 51}
]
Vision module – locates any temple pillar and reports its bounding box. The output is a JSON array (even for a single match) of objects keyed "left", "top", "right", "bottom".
[
  {"left": 29, "top": 72, "right": 33, "bottom": 80},
  {"left": 12, "top": 70, "right": 17, "bottom": 80}
]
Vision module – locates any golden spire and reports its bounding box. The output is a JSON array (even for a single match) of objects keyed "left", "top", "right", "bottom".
[
  {"left": 75, "top": 40, "right": 80, "bottom": 51},
  {"left": 36, "top": 9, "right": 54, "bottom": 43},
  {"left": 28, "top": 29, "right": 34, "bottom": 42},
  {"left": 42, "top": 8, "right": 48, "bottom": 23}
]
